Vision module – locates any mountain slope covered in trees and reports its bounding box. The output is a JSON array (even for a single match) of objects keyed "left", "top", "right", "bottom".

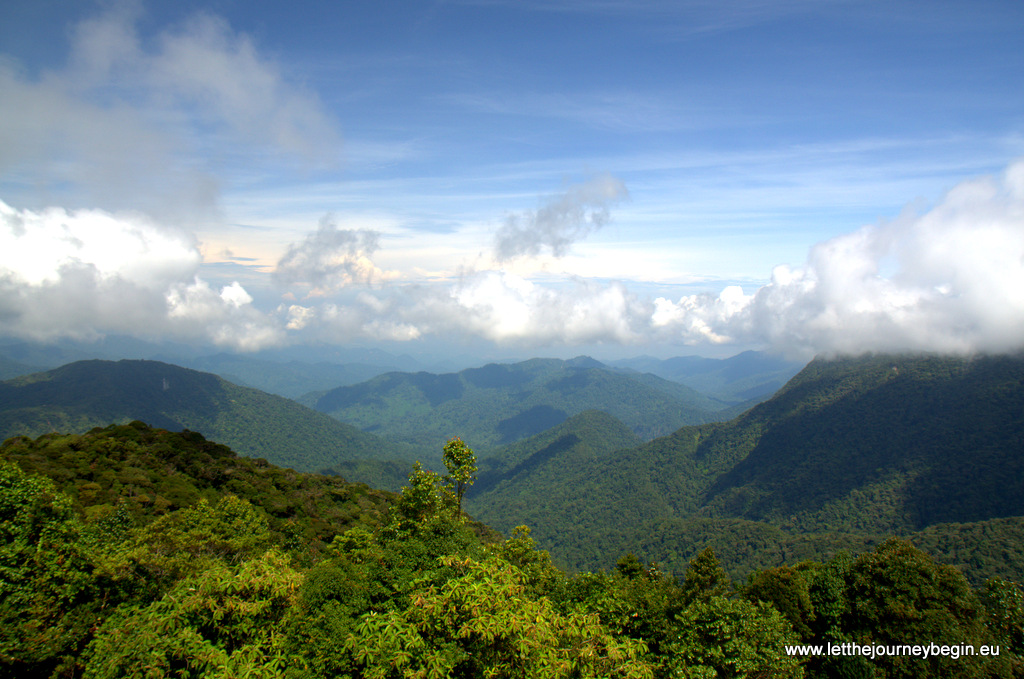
[
  {"left": 306, "top": 356, "right": 731, "bottom": 461},
  {"left": 167, "top": 352, "right": 401, "bottom": 399},
  {"left": 468, "top": 409, "right": 643, "bottom": 524},
  {"left": 0, "top": 422, "right": 396, "bottom": 548},
  {"left": 467, "top": 353, "right": 1024, "bottom": 583},
  {"left": 0, "top": 359, "right": 410, "bottom": 473},
  {"left": 0, "top": 355, "right": 41, "bottom": 381},
  {"left": 609, "top": 350, "right": 806, "bottom": 402}
]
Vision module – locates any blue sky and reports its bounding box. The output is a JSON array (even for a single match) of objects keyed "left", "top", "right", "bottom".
[{"left": 1, "top": 0, "right": 1023, "bottom": 361}]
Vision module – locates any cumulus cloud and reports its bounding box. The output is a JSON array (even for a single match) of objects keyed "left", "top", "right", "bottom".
[
  {"left": 0, "top": 200, "right": 199, "bottom": 287},
  {"left": 0, "top": 200, "right": 282, "bottom": 350},
  {"left": 4, "top": 157, "right": 1021, "bottom": 358},
  {"left": 0, "top": 6, "right": 338, "bottom": 219},
  {"left": 298, "top": 272, "right": 648, "bottom": 347},
  {"left": 493, "top": 174, "right": 628, "bottom": 261},
  {"left": 304, "top": 160, "right": 1024, "bottom": 356},
  {"left": 439, "top": 271, "right": 644, "bottom": 345},
  {"left": 652, "top": 159, "right": 1024, "bottom": 356},
  {"left": 274, "top": 215, "right": 390, "bottom": 294},
  {"left": 165, "top": 278, "right": 283, "bottom": 352}
]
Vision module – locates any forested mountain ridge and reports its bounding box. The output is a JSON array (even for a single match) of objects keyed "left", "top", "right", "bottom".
[
  {"left": 0, "top": 355, "right": 41, "bottom": 380},
  {"left": 0, "top": 359, "right": 410, "bottom": 473},
  {"left": 698, "top": 352, "right": 1024, "bottom": 532},
  {"left": 306, "top": 356, "right": 731, "bottom": 462},
  {"left": 470, "top": 409, "right": 642, "bottom": 498},
  {"left": 609, "top": 350, "right": 806, "bottom": 402},
  {"left": 467, "top": 352, "right": 1024, "bottom": 583},
  {"left": 164, "top": 352, "right": 401, "bottom": 399}
]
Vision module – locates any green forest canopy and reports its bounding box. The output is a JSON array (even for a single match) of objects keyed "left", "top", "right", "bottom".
[{"left": 3, "top": 422, "right": 1024, "bottom": 678}]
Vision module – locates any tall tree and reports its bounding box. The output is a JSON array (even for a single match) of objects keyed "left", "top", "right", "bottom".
[
  {"left": 681, "top": 546, "right": 732, "bottom": 604},
  {"left": 442, "top": 437, "right": 477, "bottom": 515}
]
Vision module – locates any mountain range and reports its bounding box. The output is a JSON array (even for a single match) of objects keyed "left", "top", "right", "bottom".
[
  {"left": 1, "top": 348, "right": 1020, "bottom": 585},
  {"left": 608, "top": 350, "right": 804, "bottom": 403},
  {"left": 465, "top": 352, "right": 1024, "bottom": 583},
  {"left": 303, "top": 356, "right": 746, "bottom": 462},
  {"left": 0, "top": 359, "right": 408, "bottom": 474},
  {"left": 0, "top": 351, "right": 802, "bottom": 490}
]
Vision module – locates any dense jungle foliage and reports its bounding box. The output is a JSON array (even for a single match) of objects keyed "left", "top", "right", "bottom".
[{"left": 4, "top": 423, "right": 1024, "bottom": 678}]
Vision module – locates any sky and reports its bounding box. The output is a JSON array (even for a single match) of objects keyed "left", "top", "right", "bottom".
[{"left": 1, "top": 0, "right": 1023, "bottom": 362}]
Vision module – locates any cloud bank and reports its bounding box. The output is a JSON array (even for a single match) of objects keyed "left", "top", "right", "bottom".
[
  {"left": 0, "top": 201, "right": 281, "bottom": 351},
  {"left": 2, "top": 160, "right": 1023, "bottom": 357},
  {"left": 652, "top": 159, "right": 1024, "bottom": 356}
]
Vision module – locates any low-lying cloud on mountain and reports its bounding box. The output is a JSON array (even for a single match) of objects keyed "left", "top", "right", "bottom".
[{"left": 2, "top": 158, "right": 1022, "bottom": 357}]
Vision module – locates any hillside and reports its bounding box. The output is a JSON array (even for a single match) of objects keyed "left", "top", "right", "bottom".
[
  {"left": 0, "top": 421, "right": 396, "bottom": 548},
  {"left": 307, "top": 356, "right": 729, "bottom": 462},
  {"left": 168, "top": 353, "right": 400, "bottom": 399},
  {"left": 0, "top": 359, "right": 411, "bottom": 474},
  {"left": 466, "top": 352, "right": 1024, "bottom": 583},
  {"left": 698, "top": 353, "right": 1024, "bottom": 531},
  {"left": 0, "top": 355, "right": 40, "bottom": 381},
  {"left": 470, "top": 409, "right": 642, "bottom": 498},
  {"left": 609, "top": 350, "right": 806, "bottom": 403},
  {"left": 0, "top": 337, "right": 434, "bottom": 399}
]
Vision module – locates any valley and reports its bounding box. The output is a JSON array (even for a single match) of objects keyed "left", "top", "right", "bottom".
[{"left": 1, "top": 344, "right": 1020, "bottom": 587}]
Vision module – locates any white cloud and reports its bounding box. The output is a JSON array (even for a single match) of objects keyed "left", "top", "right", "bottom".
[
  {"left": 376, "top": 272, "right": 647, "bottom": 346},
  {"left": 493, "top": 174, "right": 629, "bottom": 261},
  {"left": 651, "top": 285, "right": 751, "bottom": 344},
  {"left": 0, "top": 200, "right": 198, "bottom": 287},
  {"left": 0, "top": 6, "right": 338, "bottom": 219},
  {"left": 284, "top": 304, "right": 316, "bottom": 331},
  {"left": 4, "top": 156, "right": 1022, "bottom": 358},
  {"left": 150, "top": 12, "right": 338, "bottom": 159},
  {"left": 0, "top": 200, "right": 282, "bottom": 351},
  {"left": 308, "top": 158, "right": 1023, "bottom": 356},
  {"left": 274, "top": 215, "right": 392, "bottom": 294},
  {"left": 229, "top": 160, "right": 1024, "bottom": 355},
  {"left": 652, "top": 158, "right": 1024, "bottom": 356},
  {"left": 165, "top": 278, "right": 283, "bottom": 352}
]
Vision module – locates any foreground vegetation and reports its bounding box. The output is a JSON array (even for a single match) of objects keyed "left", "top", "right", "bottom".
[{"left": 3, "top": 423, "right": 1024, "bottom": 678}]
